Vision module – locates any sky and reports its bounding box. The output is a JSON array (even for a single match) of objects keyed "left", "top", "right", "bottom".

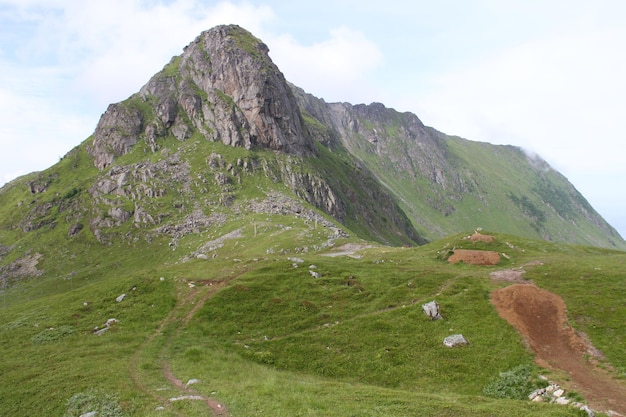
[{"left": 1, "top": 0, "right": 625, "bottom": 238}]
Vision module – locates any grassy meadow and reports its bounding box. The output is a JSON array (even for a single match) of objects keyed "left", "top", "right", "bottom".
[{"left": 1, "top": 226, "right": 624, "bottom": 416}]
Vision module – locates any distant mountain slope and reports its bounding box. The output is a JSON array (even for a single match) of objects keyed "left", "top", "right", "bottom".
[{"left": 293, "top": 86, "right": 625, "bottom": 249}]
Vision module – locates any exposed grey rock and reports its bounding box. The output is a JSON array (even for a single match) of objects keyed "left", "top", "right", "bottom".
[
  {"left": 93, "top": 327, "right": 108, "bottom": 336},
  {"left": 0, "top": 252, "right": 44, "bottom": 284},
  {"left": 528, "top": 387, "right": 546, "bottom": 401},
  {"left": 109, "top": 207, "right": 131, "bottom": 224},
  {"left": 169, "top": 395, "right": 204, "bottom": 402},
  {"left": 89, "top": 103, "right": 144, "bottom": 169},
  {"left": 155, "top": 210, "right": 226, "bottom": 240},
  {"left": 186, "top": 378, "right": 201, "bottom": 386},
  {"left": 88, "top": 25, "right": 313, "bottom": 170},
  {"left": 422, "top": 301, "right": 443, "bottom": 320},
  {"left": 79, "top": 411, "right": 98, "bottom": 417},
  {"left": 0, "top": 244, "right": 11, "bottom": 262},
  {"left": 580, "top": 405, "right": 595, "bottom": 417},
  {"left": 184, "top": 228, "right": 243, "bottom": 261},
  {"left": 27, "top": 174, "right": 57, "bottom": 194},
  {"left": 115, "top": 294, "right": 126, "bottom": 303},
  {"left": 443, "top": 334, "right": 468, "bottom": 347}
]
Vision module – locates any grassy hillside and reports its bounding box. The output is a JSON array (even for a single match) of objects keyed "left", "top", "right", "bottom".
[
  {"left": 354, "top": 129, "right": 624, "bottom": 250},
  {"left": 291, "top": 89, "right": 625, "bottom": 250},
  {"left": 1, "top": 223, "right": 624, "bottom": 415}
]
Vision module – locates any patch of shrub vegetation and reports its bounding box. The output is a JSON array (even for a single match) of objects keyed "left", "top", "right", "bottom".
[
  {"left": 482, "top": 364, "right": 546, "bottom": 400},
  {"left": 32, "top": 325, "right": 76, "bottom": 344},
  {"left": 64, "top": 389, "right": 123, "bottom": 417}
]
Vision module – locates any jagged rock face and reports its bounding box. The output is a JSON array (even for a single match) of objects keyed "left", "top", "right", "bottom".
[
  {"left": 293, "top": 87, "right": 482, "bottom": 218},
  {"left": 88, "top": 25, "right": 311, "bottom": 170},
  {"left": 295, "top": 89, "right": 462, "bottom": 193},
  {"left": 89, "top": 104, "right": 144, "bottom": 169}
]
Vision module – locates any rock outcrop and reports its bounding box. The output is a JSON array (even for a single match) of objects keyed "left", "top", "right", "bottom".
[
  {"left": 88, "top": 25, "right": 312, "bottom": 170},
  {"left": 422, "top": 301, "right": 443, "bottom": 320}
]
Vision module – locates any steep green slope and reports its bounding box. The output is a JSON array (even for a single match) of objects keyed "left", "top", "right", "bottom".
[{"left": 293, "top": 88, "right": 625, "bottom": 250}]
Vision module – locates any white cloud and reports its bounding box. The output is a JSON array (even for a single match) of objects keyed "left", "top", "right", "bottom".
[
  {"left": 0, "top": 77, "right": 95, "bottom": 181},
  {"left": 267, "top": 26, "right": 384, "bottom": 103},
  {"left": 416, "top": 25, "right": 626, "bottom": 169},
  {"left": 409, "top": 23, "right": 626, "bottom": 235},
  {"left": 0, "top": 1, "right": 277, "bottom": 184},
  {"left": 0, "top": 0, "right": 382, "bottom": 184},
  {"left": 15, "top": 1, "right": 276, "bottom": 108}
]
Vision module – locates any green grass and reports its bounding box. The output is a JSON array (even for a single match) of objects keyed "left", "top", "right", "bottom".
[
  {"left": 2, "top": 228, "right": 620, "bottom": 415},
  {"left": 0, "top": 98, "right": 622, "bottom": 416}
]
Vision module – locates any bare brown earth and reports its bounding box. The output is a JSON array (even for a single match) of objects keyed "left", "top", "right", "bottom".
[
  {"left": 470, "top": 232, "right": 495, "bottom": 243},
  {"left": 448, "top": 249, "right": 500, "bottom": 265},
  {"left": 491, "top": 284, "right": 626, "bottom": 415}
]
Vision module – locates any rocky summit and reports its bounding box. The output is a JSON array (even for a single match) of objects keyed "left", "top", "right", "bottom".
[{"left": 89, "top": 25, "right": 312, "bottom": 171}]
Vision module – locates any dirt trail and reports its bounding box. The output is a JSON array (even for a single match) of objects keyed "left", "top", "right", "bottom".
[
  {"left": 491, "top": 283, "right": 626, "bottom": 414},
  {"left": 129, "top": 278, "right": 234, "bottom": 416}
]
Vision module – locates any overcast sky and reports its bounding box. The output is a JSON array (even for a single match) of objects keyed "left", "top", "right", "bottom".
[{"left": 1, "top": 0, "right": 625, "bottom": 238}]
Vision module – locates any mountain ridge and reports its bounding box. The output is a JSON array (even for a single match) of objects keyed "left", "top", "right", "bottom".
[
  {"left": 291, "top": 85, "right": 624, "bottom": 249},
  {"left": 0, "top": 23, "right": 623, "bottom": 278}
]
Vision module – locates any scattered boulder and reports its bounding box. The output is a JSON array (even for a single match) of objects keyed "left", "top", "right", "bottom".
[
  {"left": 422, "top": 301, "right": 443, "bottom": 320},
  {"left": 443, "top": 334, "right": 469, "bottom": 347},
  {"left": 186, "top": 378, "right": 201, "bottom": 386},
  {"left": 528, "top": 383, "right": 596, "bottom": 415},
  {"left": 581, "top": 405, "right": 596, "bottom": 417},
  {"left": 93, "top": 318, "right": 120, "bottom": 336},
  {"left": 309, "top": 270, "right": 321, "bottom": 278},
  {"left": 115, "top": 293, "right": 126, "bottom": 303}
]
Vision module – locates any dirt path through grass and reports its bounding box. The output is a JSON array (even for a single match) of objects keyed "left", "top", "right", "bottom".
[
  {"left": 491, "top": 283, "right": 626, "bottom": 414},
  {"left": 129, "top": 277, "right": 233, "bottom": 416}
]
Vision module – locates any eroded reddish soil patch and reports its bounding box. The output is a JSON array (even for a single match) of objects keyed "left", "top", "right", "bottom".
[
  {"left": 448, "top": 249, "right": 500, "bottom": 265},
  {"left": 491, "top": 284, "right": 626, "bottom": 414},
  {"left": 470, "top": 232, "right": 495, "bottom": 243}
]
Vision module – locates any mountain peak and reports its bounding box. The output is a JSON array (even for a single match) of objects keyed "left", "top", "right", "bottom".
[{"left": 88, "top": 24, "right": 312, "bottom": 170}]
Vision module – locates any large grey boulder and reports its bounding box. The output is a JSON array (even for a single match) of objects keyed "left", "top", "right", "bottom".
[
  {"left": 443, "top": 334, "right": 468, "bottom": 347},
  {"left": 422, "top": 301, "right": 443, "bottom": 320}
]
